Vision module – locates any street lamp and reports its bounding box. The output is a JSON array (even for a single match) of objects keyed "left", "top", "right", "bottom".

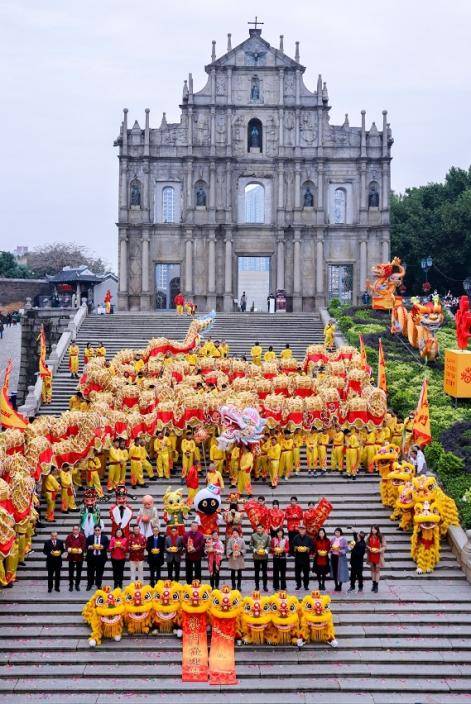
[
  {"left": 420, "top": 257, "right": 433, "bottom": 294},
  {"left": 464, "top": 277, "right": 471, "bottom": 301}
]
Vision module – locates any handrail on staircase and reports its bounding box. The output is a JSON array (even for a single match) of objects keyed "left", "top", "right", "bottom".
[{"left": 18, "top": 304, "right": 88, "bottom": 418}]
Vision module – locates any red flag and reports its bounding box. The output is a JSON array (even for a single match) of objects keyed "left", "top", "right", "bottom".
[
  {"left": 0, "top": 360, "right": 28, "bottom": 429},
  {"left": 412, "top": 378, "right": 432, "bottom": 447},
  {"left": 377, "top": 338, "right": 387, "bottom": 393}
]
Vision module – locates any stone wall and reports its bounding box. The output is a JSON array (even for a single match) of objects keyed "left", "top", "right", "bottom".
[
  {"left": 17, "top": 308, "right": 74, "bottom": 405},
  {"left": 0, "top": 278, "right": 50, "bottom": 309}
]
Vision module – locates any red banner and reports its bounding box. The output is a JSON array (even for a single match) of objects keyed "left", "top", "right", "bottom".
[
  {"left": 181, "top": 611, "right": 208, "bottom": 682},
  {"left": 208, "top": 616, "right": 238, "bottom": 685}
]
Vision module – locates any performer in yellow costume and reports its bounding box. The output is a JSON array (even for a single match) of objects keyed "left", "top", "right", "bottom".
[
  {"left": 305, "top": 430, "right": 319, "bottom": 476},
  {"left": 118, "top": 439, "right": 129, "bottom": 483},
  {"left": 279, "top": 432, "right": 294, "bottom": 480},
  {"left": 250, "top": 342, "right": 263, "bottom": 366},
  {"left": 138, "top": 437, "right": 154, "bottom": 480},
  {"left": 68, "top": 342, "right": 80, "bottom": 379},
  {"left": 230, "top": 445, "right": 240, "bottom": 486},
  {"left": 292, "top": 430, "right": 304, "bottom": 474},
  {"left": 154, "top": 434, "right": 171, "bottom": 479},
  {"left": 363, "top": 429, "right": 377, "bottom": 472},
  {"left": 345, "top": 430, "right": 361, "bottom": 479},
  {"left": 324, "top": 320, "right": 336, "bottom": 350},
  {"left": 237, "top": 448, "right": 253, "bottom": 496},
  {"left": 317, "top": 431, "right": 329, "bottom": 474},
  {"left": 209, "top": 437, "right": 225, "bottom": 475},
  {"left": 107, "top": 439, "right": 122, "bottom": 491},
  {"left": 207, "top": 463, "right": 225, "bottom": 489},
  {"left": 95, "top": 343, "right": 106, "bottom": 359},
  {"left": 86, "top": 455, "right": 103, "bottom": 497},
  {"left": 331, "top": 427, "right": 345, "bottom": 472},
  {"left": 128, "top": 440, "right": 145, "bottom": 487},
  {"left": 43, "top": 468, "right": 60, "bottom": 522},
  {"left": 254, "top": 437, "right": 269, "bottom": 481},
  {"left": 59, "top": 465, "right": 77, "bottom": 512},
  {"left": 41, "top": 375, "right": 52, "bottom": 404},
  {"left": 264, "top": 346, "right": 276, "bottom": 362},
  {"left": 280, "top": 344, "right": 293, "bottom": 360},
  {"left": 181, "top": 432, "right": 196, "bottom": 479},
  {"left": 267, "top": 436, "right": 281, "bottom": 488}
]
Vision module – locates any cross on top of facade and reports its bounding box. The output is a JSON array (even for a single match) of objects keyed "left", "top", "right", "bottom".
[{"left": 248, "top": 16, "right": 264, "bottom": 31}]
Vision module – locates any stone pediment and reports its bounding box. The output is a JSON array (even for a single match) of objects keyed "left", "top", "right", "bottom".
[{"left": 209, "top": 31, "right": 303, "bottom": 71}]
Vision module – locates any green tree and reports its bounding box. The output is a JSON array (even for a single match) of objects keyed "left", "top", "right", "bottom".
[
  {"left": 0, "top": 251, "right": 34, "bottom": 278},
  {"left": 391, "top": 166, "right": 471, "bottom": 295},
  {"left": 26, "top": 243, "right": 109, "bottom": 278}
]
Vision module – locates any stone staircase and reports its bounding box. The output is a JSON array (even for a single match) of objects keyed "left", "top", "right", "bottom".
[
  {"left": 3, "top": 311, "right": 471, "bottom": 703},
  {"left": 39, "top": 312, "right": 324, "bottom": 416}
]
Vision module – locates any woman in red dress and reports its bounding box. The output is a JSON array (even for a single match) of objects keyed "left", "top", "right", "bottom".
[
  {"left": 367, "top": 525, "right": 385, "bottom": 592},
  {"left": 313, "top": 528, "right": 331, "bottom": 591}
]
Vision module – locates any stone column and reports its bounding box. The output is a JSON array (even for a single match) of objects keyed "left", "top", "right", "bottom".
[
  {"left": 293, "top": 229, "right": 302, "bottom": 311},
  {"left": 382, "top": 236, "right": 390, "bottom": 262},
  {"left": 277, "top": 161, "right": 284, "bottom": 227},
  {"left": 359, "top": 237, "right": 367, "bottom": 293},
  {"left": 119, "top": 157, "right": 128, "bottom": 220},
  {"left": 316, "top": 234, "right": 325, "bottom": 307},
  {"left": 277, "top": 233, "right": 285, "bottom": 291},
  {"left": 140, "top": 232, "right": 151, "bottom": 310},
  {"left": 225, "top": 159, "right": 232, "bottom": 217},
  {"left": 188, "top": 106, "right": 193, "bottom": 150},
  {"left": 382, "top": 161, "right": 389, "bottom": 211},
  {"left": 224, "top": 229, "right": 233, "bottom": 311},
  {"left": 317, "top": 161, "right": 325, "bottom": 222},
  {"left": 118, "top": 231, "right": 128, "bottom": 310},
  {"left": 185, "top": 230, "right": 193, "bottom": 297},
  {"left": 207, "top": 230, "right": 216, "bottom": 310},
  {"left": 186, "top": 159, "right": 193, "bottom": 213},
  {"left": 227, "top": 67, "right": 232, "bottom": 104},
  {"left": 209, "top": 160, "right": 216, "bottom": 224},
  {"left": 294, "top": 161, "right": 301, "bottom": 210}
]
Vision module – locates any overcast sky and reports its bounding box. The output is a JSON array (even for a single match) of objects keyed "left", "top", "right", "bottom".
[{"left": 0, "top": 0, "right": 470, "bottom": 271}]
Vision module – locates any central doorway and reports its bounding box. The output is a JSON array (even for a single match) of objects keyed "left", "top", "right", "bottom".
[
  {"left": 237, "top": 256, "right": 270, "bottom": 312},
  {"left": 155, "top": 263, "right": 181, "bottom": 310}
]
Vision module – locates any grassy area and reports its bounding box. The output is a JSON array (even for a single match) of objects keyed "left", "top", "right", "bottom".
[{"left": 329, "top": 300, "right": 471, "bottom": 528}]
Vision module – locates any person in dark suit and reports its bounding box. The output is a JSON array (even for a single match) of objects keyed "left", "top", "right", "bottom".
[
  {"left": 43, "top": 531, "right": 64, "bottom": 592},
  {"left": 146, "top": 526, "right": 166, "bottom": 587},
  {"left": 165, "top": 526, "right": 184, "bottom": 582},
  {"left": 86, "top": 525, "right": 109, "bottom": 590}
]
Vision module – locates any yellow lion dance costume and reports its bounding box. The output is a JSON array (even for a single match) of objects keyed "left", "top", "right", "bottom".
[
  {"left": 239, "top": 591, "right": 272, "bottom": 645},
  {"left": 82, "top": 586, "right": 125, "bottom": 647},
  {"left": 384, "top": 461, "right": 415, "bottom": 509},
  {"left": 152, "top": 580, "right": 182, "bottom": 635},
  {"left": 266, "top": 591, "right": 300, "bottom": 646},
  {"left": 298, "top": 591, "right": 337, "bottom": 647},
  {"left": 123, "top": 581, "right": 154, "bottom": 634},
  {"left": 411, "top": 501, "right": 441, "bottom": 574},
  {"left": 392, "top": 481, "right": 415, "bottom": 532}
]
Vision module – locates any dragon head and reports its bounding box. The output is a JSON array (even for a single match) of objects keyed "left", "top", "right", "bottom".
[
  {"left": 270, "top": 591, "right": 299, "bottom": 630},
  {"left": 163, "top": 487, "right": 188, "bottom": 516},
  {"left": 210, "top": 585, "right": 242, "bottom": 620},
  {"left": 180, "top": 580, "right": 212, "bottom": 614}
]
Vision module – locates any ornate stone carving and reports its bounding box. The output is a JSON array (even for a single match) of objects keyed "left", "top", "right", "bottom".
[
  {"left": 284, "top": 110, "right": 295, "bottom": 145},
  {"left": 216, "top": 75, "right": 226, "bottom": 96},
  {"left": 300, "top": 112, "right": 316, "bottom": 145},
  {"left": 245, "top": 48, "right": 266, "bottom": 66},
  {"left": 284, "top": 72, "right": 295, "bottom": 96},
  {"left": 232, "top": 114, "right": 245, "bottom": 155},
  {"left": 215, "top": 114, "right": 226, "bottom": 144},
  {"left": 266, "top": 115, "right": 278, "bottom": 156},
  {"left": 193, "top": 112, "right": 210, "bottom": 146}
]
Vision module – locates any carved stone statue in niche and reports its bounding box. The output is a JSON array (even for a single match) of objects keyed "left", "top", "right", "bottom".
[
  {"left": 130, "top": 180, "right": 141, "bottom": 207},
  {"left": 368, "top": 182, "right": 380, "bottom": 208},
  {"left": 250, "top": 76, "right": 261, "bottom": 101},
  {"left": 196, "top": 186, "right": 207, "bottom": 207},
  {"left": 249, "top": 123, "right": 262, "bottom": 149},
  {"left": 303, "top": 187, "right": 314, "bottom": 208}
]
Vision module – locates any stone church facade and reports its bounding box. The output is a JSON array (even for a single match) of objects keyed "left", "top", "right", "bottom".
[{"left": 115, "top": 27, "right": 393, "bottom": 312}]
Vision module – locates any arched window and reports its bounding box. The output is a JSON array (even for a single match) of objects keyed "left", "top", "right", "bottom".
[
  {"left": 247, "top": 117, "right": 263, "bottom": 152},
  {"left": 245, "top": 183, "right": 265, "bottom": 223},
  {"left": 334, "top": 188, "right": 346, "bottom": 224},
  {"left": 162, "top": 186, "right": 175, "bottom": 223}
]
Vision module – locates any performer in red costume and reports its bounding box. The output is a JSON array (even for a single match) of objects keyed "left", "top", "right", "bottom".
[
  {"left": 455, "top": 296, "right": 471, "bottom": 350},
  {"left": 268, "top": 499, "right": 285, "bottom": 537},
  {"left": 109, "top": 485, "right": 133, "bottom": 538},
  {"left": 285, "top": 496, "right": 304, "bottom": 554}
]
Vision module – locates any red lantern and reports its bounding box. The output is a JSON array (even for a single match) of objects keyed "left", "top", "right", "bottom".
[
  {"left": 57, "top": 283, "right": 74, "bottom": 293},
  {"left": 422, "top": 281, "right": 431, "bottom": 293}
]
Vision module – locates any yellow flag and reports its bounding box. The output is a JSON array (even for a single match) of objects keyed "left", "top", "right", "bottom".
[
  {"left": 0, "top": 360, "right": 29, "bottom": 430},
  {"left": 359, "top": 334, "right": 367, "bottom": 367},
  {"left": 412, "top": 378, "right": 432, "bottom": 447},
  {"left": 377, "top": 338, "right": 387, "bottom": 393}
]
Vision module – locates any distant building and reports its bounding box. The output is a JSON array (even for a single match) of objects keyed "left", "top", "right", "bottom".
[
  {"left": 47, "top": 266, "right": 118, "bottom": 309},
  {"left": 115, "top": 25, "right": 392, "bottom": 312},
  {"left": 12, "top": 246, "right": 29, "bottom": 265}
]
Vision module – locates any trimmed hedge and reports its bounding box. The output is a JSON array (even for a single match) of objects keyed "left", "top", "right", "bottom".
[{"left": 329, "top": 303, "right": 471, "bottom": 527}]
